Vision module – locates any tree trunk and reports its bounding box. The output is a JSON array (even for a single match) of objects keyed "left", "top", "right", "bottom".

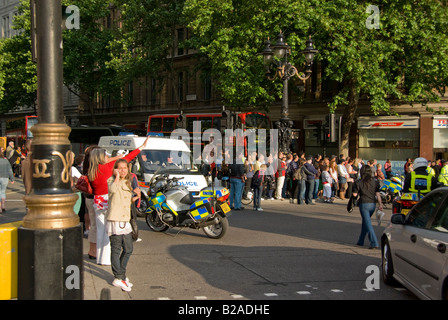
[{"left": 339, "top": 80, "right": 359, "bottom": 158}]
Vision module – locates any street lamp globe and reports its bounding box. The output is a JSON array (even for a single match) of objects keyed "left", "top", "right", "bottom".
[
  {"left": 302, "top": 36, "right": 319, "bottom": 65},
  {"left": 273, "top": 32, "right": 289, "bottom": 59},
  {"left": 261, "top": 39, "right": 274, "bottom": 68}
]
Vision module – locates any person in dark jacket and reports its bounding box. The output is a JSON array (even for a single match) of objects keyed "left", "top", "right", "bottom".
[
  {"left": 352, "top": 165, "right": 382, "bottom": 249},
  {"left": 402, "top": 157, "right": 439, "bottom": 195},
  {"left": 304, "top": 155, "right": 319, "bottom": 205},
  {"left": 229, "top": 152, "right": 246, "bottom": 210}
]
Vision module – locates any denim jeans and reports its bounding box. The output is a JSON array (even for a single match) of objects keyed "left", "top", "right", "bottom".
[
  {"left": 0, "top": 177, "right": 8, "bottom": 199},
  {"left": 253, "top": 185, "right": 263, "bottom": 209},
  {"left": 298, "top": 180, "right": 306, "bottom": 204},
  {"left": 306, "top": 179, "right": 315, "bottom": 204},
  {"left": 313, "top": 178, "right": 319, "bottom": 199},
  {"left": 229, "top": 177, "right": 244, "bottom": 209},
  {"left": 357, "top": 202, "right": 379, "bottom": 247},
  {"left": 110, "top": 233, "right": 133, "bottom": 280}
]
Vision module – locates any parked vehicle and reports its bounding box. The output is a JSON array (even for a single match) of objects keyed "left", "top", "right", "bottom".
[
  {"left": 145, "top": 170, "right": 231, "bottom": 239},
  {"left": 381, "top": 187, "right": 448, "bottom": 300}
]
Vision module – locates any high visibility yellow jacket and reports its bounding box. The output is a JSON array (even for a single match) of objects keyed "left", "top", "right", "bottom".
[
  {"left": 408, "top": 171, "right": 433, "bottom": 194},
  {"left": 439, "top": 165, "right": 448, "bottom": 186}
]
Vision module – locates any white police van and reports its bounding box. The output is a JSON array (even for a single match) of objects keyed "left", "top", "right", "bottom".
[{"left": 98, "top": 135, "right": 208, "bottom": 214}]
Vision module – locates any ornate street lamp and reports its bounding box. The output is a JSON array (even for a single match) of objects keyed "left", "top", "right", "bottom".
[
  {"left": 260, "top": 32, "right": 318, "bottom": 153},
  {"left": 19, "top": 0, "right": 82, "bottom": 300}
]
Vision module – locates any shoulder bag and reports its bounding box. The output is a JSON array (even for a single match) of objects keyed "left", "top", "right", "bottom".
[{"left": 75, "top": 175, "right": 93, "bottom": 194}]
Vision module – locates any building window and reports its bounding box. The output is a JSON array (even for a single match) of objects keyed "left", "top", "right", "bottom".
[
  {"left": 151, "top": 78, "right": 156, "bottom": 105},
  {"left": 177, "top": 28, "right": 184, "bottom": 56},
  {"left": 178, "top": 72, "right": 183, "bottom": 102},
  {"left": 204, "top": 72, "right": 211, "bottom": 100},
  {"left": 2, "top": 15, "right": 10, "bottom": 38}
]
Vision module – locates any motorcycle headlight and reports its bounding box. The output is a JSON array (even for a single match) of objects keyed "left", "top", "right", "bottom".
[{"left": 155, "top": 179, "right": 167, "bottom": 192}]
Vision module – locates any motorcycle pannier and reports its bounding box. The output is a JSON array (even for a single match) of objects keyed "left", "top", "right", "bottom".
[{"left": 189, "top": 199, "right": 213, "bottom": 221}]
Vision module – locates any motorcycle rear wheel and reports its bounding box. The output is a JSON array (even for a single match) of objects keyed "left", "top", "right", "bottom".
[
  {"left": 145, "top": 211, "right": 169, "bottom": 232},
  {"left": 202, "top": 216, "right": 229, "bottom": 239}
]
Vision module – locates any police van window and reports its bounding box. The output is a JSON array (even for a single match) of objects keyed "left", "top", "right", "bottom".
[{"left": 406, "top": 191, "right": 445, "bottom": 229}]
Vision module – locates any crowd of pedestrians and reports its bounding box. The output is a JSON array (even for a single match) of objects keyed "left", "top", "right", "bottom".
[{"left": 211, "top": 151, "right": 384, "bottom": 210}]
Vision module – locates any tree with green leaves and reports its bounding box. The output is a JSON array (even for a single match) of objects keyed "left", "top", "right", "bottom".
[
  {"left": 0, "top": 0, "right": 36, "bottom": 115},
  {"left": 108, "top": 0, "right": 188, "bottom": 111},
  {"left": 0, "top": 0, "right": 124, "bottom": 125},
  {"left": 61, "top": 0, "right": 123, "bottom": 125}
]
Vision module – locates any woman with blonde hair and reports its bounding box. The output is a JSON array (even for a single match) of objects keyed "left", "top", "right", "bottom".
[
  {"left": 107, "top": 159, "right": 140, "bottom": 291},
  {"left": 89, "top": 136, "right": 149, "bottom": 265},
  {"left": 329, "top": 158, "right": 339, "bottom": 200}
]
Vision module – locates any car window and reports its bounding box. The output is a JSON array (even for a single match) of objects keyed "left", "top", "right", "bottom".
[
  {"left": 429, "top": 197, "right": 448, "bottom": 233},
  {"left": 406, "top": 191, "right": 445, "bottom": 229}
]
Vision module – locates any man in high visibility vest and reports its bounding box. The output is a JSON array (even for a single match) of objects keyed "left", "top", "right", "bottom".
[
  {"left": 403, "top": 157, "right": 439, "bottom": 195},
  {"left": 426, "top": 161, "right": 435, "bottom": 176},
  {"left": 439, "top": 159, "right": 448, "bottom": 186}
]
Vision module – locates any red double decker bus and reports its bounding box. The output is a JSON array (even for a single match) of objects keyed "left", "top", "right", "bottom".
[{"left": 147, "top": 111, "right": 272, "bottom": 155}]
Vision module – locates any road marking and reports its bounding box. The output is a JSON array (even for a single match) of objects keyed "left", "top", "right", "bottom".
[
  {"left": 231, "top": 294, "right": 244, "bottom": 299},
  {"left": 156, "top": 297, "right": 170, "bottom": 300},
  {"left": 331, "top": 289, "right": 343, "bottom": 293},
  {"left": 194, "top": 296, "right": 208, "bottom": 300},
  {"left": 296, "top": 291, "right": 311, "bottom": 295},
  {"left": 264, "top": 293, "right": 278, "bottom": 297}
]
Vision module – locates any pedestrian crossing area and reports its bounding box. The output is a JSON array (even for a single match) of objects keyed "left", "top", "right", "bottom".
[{"left": 150, "top": 284, "right": 412, "bottom": 300}]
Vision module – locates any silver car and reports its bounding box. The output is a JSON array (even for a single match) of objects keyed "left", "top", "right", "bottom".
[{"left": 381, "top": 187, "right": 448, "bottom": 300}]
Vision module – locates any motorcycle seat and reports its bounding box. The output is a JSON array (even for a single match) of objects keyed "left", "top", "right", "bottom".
[{"left": 180, "top": 193, "right": 197, "bottom": 205}]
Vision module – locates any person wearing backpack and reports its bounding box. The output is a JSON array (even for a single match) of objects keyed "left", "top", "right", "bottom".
[{"left": 251, "top": 164, "right": 267, "bottom": 211}]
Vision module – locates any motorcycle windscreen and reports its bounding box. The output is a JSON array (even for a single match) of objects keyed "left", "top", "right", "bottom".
[{"left": 189, "top": 199, "right": 213, "bottom": 221}]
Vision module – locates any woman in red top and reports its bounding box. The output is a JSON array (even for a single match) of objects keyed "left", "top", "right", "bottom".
[{"left": 88, "top": 136, "right": 149, "bottom": 265}]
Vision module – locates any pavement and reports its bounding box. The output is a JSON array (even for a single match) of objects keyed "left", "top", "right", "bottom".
[{"left": 2, "top": 180, "right": 391, "bottom": 300}]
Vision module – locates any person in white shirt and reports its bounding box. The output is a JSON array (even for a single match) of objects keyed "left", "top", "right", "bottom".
[{"left": 337, "top": 158, "right": 349, "bottom": 200}]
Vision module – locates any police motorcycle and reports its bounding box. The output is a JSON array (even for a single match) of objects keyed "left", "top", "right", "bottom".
[
  {"left": 144, "top": 168, "right": 231, "bottom": 239},
  {"left": 391, "top": 158, "right": 436, "bottom": 215},
  {"left": 392, "top": 192, "right": 422, "bottom": 216},
  {"left": 379, "top": 172, "right": 403, "bottom": 207}
]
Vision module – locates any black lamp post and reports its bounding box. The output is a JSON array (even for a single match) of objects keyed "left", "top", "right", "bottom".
[
  {"left": 261, "top": 32, "right": 318, "bottom": 153},
  {"left": 18, "top": 0, "right": 83, "bottom": 300}
]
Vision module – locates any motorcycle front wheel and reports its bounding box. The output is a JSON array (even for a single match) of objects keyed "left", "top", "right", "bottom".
[
  {"left": 133, "top": 193, "right": 149, "bottom": 218},
  {"left": 145, "top": 211, "right": 169, "bottom": 232},
  {"left": 202, "top": 216, "right": 229, "bottom": 239}
]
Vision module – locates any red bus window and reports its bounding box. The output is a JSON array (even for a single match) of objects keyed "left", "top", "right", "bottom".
[
  {"left": 149, "top": 118, "right": 162, "bottom": 132},
  {"left": 163, "top": 117, "right": 175, "bottom": 132}
]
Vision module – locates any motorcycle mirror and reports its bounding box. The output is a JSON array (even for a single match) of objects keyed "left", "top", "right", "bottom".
[{"left": 148, "top": 166, "right": 163, "bottom": 186}]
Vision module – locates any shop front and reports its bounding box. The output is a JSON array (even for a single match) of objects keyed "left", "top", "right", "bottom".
[
  {"left": 433, "top": 116, "right": 448, "bottom": 161},
  {"left": 358, "top": 116, "right": 419, "bottom": 166}
]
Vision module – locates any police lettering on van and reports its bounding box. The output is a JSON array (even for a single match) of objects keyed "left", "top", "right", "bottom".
[{"left": 98, "top": 136, "right": 207, "bottom": 198}]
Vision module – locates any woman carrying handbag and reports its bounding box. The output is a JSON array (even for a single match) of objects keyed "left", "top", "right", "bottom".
[{"left": 352, "top": 165, "right": 383, "bottom": 249}]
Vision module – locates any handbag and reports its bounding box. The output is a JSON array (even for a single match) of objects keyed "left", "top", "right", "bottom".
[
  {"left": 346, "top": 195, "right": 359, "bottom": 213},
  {"left": 75, "top": 175, "right": 93, "bottom": 194},
  {"left": 130, "top": 205, "right": 139, "bottom": 241}
]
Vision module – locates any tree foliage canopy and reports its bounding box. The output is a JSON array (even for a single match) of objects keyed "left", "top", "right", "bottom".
[{"left": 1, "top": 0, "right": 447, "bottom": 140}]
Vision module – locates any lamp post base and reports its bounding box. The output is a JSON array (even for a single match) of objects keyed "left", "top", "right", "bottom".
[{"left": 18, "top": 224, "right": 84, "bottom": 300}]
